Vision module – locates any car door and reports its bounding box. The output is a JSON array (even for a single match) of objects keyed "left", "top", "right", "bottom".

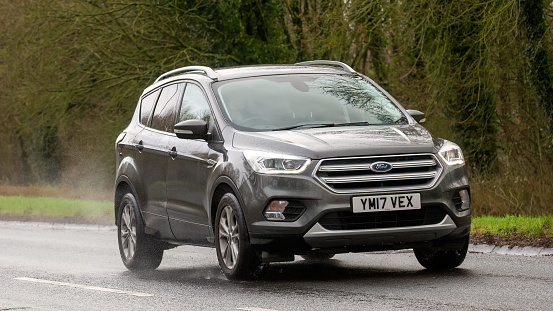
[
  {"left": 166, "top": 82, "right": 216, "bottom": 244},
  {"left": 132, "top": 82, "right": 184, "bottom": 239}
]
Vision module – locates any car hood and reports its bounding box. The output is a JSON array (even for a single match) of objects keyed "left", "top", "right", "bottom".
[{"left": 232, "top": 124, "right": 435, "bottom": 159}]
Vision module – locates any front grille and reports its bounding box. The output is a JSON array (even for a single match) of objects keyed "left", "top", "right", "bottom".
[
  {"left": 315, "top": 154, "right": 442, "bottom": 193},
  {"left": 318, "top": 205, "right": 446, "bottom": 230}
]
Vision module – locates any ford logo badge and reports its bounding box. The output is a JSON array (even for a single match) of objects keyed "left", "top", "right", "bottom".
[{"left": 371, "top": 161, "right": 393, "bottom": 173}]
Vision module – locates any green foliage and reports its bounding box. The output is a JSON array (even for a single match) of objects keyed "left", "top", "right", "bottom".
[
  {"left": 0, "top": 0, "right": 295, "bottom": 189},
  {"left": 214, "top": 0, "right": 293, "bottom": 64},
  {"left": 521, "top": 0, "right": 553, "bottom": 135},
  {"left": 0, "top": 195, "right": 113, "bottom": 219},
  {"left": 472, "top": 215, "right": 553, "bottom": 237}
]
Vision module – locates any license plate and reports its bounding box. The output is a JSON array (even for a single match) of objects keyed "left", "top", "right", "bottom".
[{"left": 352, "top": 193, "right": 421, "bottom": 213}]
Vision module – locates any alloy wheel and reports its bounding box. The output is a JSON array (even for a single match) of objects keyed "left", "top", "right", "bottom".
[
  {"left": 218, "top": 205, "right": 240, "bottom": 269},
  {"left": 120, "top": 203, "right": 137, "bottom": 260}
]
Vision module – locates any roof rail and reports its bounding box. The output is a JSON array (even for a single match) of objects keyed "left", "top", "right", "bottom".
[
  {"left": 154, "top": 66, "right": 218, "bottom": 83},
  {"left": 294, "top": 60, "right": 356, "bottom": 74}
]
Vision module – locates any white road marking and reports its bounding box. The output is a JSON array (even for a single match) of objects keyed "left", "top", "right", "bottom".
[
  {"left": 14, "top": 277, "right": 153, "bottom": 297},
  {"left": 237, "top": 308, "right": 279, "bottom": 311}
]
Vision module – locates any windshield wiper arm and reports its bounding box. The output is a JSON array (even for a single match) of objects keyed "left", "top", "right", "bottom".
[
  {"left": 333, "top": 121, "right": 371, "bottom": 127},
  {"left": 271, "top": 121, "right": 373, "bottom": 131},
  {"left": 271, "top": 123, "right": 335, "bottom": 131}
]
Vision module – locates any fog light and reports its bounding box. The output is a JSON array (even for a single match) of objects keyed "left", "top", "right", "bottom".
[
  {"left": 264, "top": 200, "right": 288, "bottom": 221},
  {"left": 459, "top": 189, "right": 470, "bottom": 211}
]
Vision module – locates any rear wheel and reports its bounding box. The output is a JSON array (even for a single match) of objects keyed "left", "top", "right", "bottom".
[
  {"left": 215, "top": 193, "right": 263, "bottom": 280},
  {"left": 413, "top": 235, "right": 469, "bottom": 270},
  {"left": 117, "top": 193, "right": 163, "bottom": 271}
]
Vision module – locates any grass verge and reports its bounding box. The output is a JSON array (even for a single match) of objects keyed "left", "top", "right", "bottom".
[
  {"left": 0, "top": 195, "right": 113, "bottom": 221},
  {"left": 471, "top": 215, "right": 553, "bottom": 237},
  {"left": 471, "top": 215, "right": 553, "bottom": 248},
  {"left": 0, "top": 183, "right": 112, "bottom": 201}
]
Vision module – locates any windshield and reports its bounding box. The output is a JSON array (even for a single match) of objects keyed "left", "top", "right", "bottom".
[{"left": 213, "top": 74, "right": 405, "bottom": 131}]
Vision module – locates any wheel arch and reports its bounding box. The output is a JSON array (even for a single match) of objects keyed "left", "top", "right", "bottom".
[
  {"left": 114, "top": 176, "right": 138, "bottom": 226},
  {"left": 209, "top": 176, "right": 246, "bottom": 233}
]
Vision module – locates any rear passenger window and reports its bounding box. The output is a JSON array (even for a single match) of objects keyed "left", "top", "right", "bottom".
[
  {"left": 151, "top": 83, "right": 185, "bottom": 132},
  {"left": 140, "top": 90, "right": 160, "bottom": 125},
  {"left": 179, "top": 84, "right": 211, "bottom": 124}
]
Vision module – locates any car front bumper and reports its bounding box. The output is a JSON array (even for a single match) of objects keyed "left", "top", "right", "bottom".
[{"left": 238, "top": 159, "right": 471, "bottom": 253}]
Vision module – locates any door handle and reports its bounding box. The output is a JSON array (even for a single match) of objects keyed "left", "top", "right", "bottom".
[
  {"left": 134, "top": 140, "right": 144, "bottom": 152},
  {"left": 168, "top": 147, "right": 178, "bottom": 159}
]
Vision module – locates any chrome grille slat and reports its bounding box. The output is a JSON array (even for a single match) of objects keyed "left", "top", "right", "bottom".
[
  {"left": 318, "top": 160, "right": 437, "bottom": 172},
  {"left": 321, "top": 172, "right": 436, "bottom": 184},
  {"left": 314, "top": 153, "right": 442, "bottom": 193},
  {"left": 318, "top": 164, "right": 374, "bottom": 172},
  {"left": 392, "top": 160, "right": 436, "bottom": 168}
]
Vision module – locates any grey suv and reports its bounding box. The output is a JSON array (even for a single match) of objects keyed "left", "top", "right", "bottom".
[{"left": 114, "top": 60, "right": 471, "bottom": 280}]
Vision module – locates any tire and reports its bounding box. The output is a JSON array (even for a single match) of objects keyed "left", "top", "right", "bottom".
[
  {"left": 413, "top": 235, "right": 469, "bottom": 270},
  {"left": 117, "top": 193, "right": 164, "bottom": 271},
  {"left": 215, "top": 193, "right": 263, "bottom": 280},
  {"left": 300, "top": 253, "right": 335, "bottom": 261}
]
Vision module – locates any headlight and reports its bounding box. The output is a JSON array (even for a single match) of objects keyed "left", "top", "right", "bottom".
[
  {"left": 438, "top": 140, "right": 465, "bottom": 166},
  {"left": 243, "top": 150, "right": 311, "bottom": 174}
]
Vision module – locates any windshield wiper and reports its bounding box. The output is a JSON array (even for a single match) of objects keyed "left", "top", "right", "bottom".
[
  {"left": 271, "top": 123, "right": 335, "bottom": 131},
  {"left": 333, "top": 121, "right": 371, "bottom": 127},
  {"left": 271, "top": 121, "right": 373, "bottom": 131}
]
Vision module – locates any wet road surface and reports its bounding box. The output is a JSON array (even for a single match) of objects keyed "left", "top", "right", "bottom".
[{"left": 1, "top": 222, "right": 552, "bottom": 311}]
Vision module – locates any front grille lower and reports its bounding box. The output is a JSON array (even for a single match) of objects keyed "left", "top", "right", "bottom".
[
  {"left": 315, "top": 154, "right": 442, "bottom": 193},
  {"left": 318, "top": 205, "right": 446, "bottom": 231},
  {"left": 282, "top": 201, "right": 306, "bottom": 221},
  {"left": 452, "top": 192, "right": 463, "bottom": 211}
]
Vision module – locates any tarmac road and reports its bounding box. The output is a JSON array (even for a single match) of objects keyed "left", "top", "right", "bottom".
[{"left": 0, "top": 222, "right": 552, "bottom": 311}]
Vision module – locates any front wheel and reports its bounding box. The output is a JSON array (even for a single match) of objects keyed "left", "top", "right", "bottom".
[
  {"left": 413, "top": 235, "right": 469, "bottom": 270},
  {"left": 117, "top": 193, "right": 164, "bottom": 271},
  {"left": 215, "top": 193, "right": 263, "bottom": 280}
]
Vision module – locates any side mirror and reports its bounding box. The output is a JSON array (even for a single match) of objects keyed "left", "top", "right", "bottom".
[
  {"left": 174, "top": 119, "right": 210, "bottom": 140},
  {"left": 406, "top": 110, "right": 426, "bottom": 123}
]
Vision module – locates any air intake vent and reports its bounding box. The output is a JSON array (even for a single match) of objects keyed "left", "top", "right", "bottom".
[
  {"left": 315, "top": 154, "right": 442, "bottom": 193},
  {"left": 318, "top": 205, "right": 446, "bottom": 231},
  {"left": 452, "top": 192, "right": 463, "bottom": 210},
  {"left": 282, "top": 201, "right": 306, "bottom": 221}
]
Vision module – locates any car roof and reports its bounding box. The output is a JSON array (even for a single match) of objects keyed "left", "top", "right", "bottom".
[
  {"left": 213, "top": 65, "right": 353, "bottom": 80},
  {"left": 142, "top": 62, "right": 358, "bottom": 96}
]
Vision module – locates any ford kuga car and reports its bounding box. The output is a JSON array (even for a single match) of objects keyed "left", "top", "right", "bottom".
[{"left": 114, "top": 60, "right": 471, "bottom": 280}]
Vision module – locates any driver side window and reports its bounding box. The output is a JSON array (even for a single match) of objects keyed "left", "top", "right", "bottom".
[{"left": 179, "top": 83, "right": 211, "bottom": 125}]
